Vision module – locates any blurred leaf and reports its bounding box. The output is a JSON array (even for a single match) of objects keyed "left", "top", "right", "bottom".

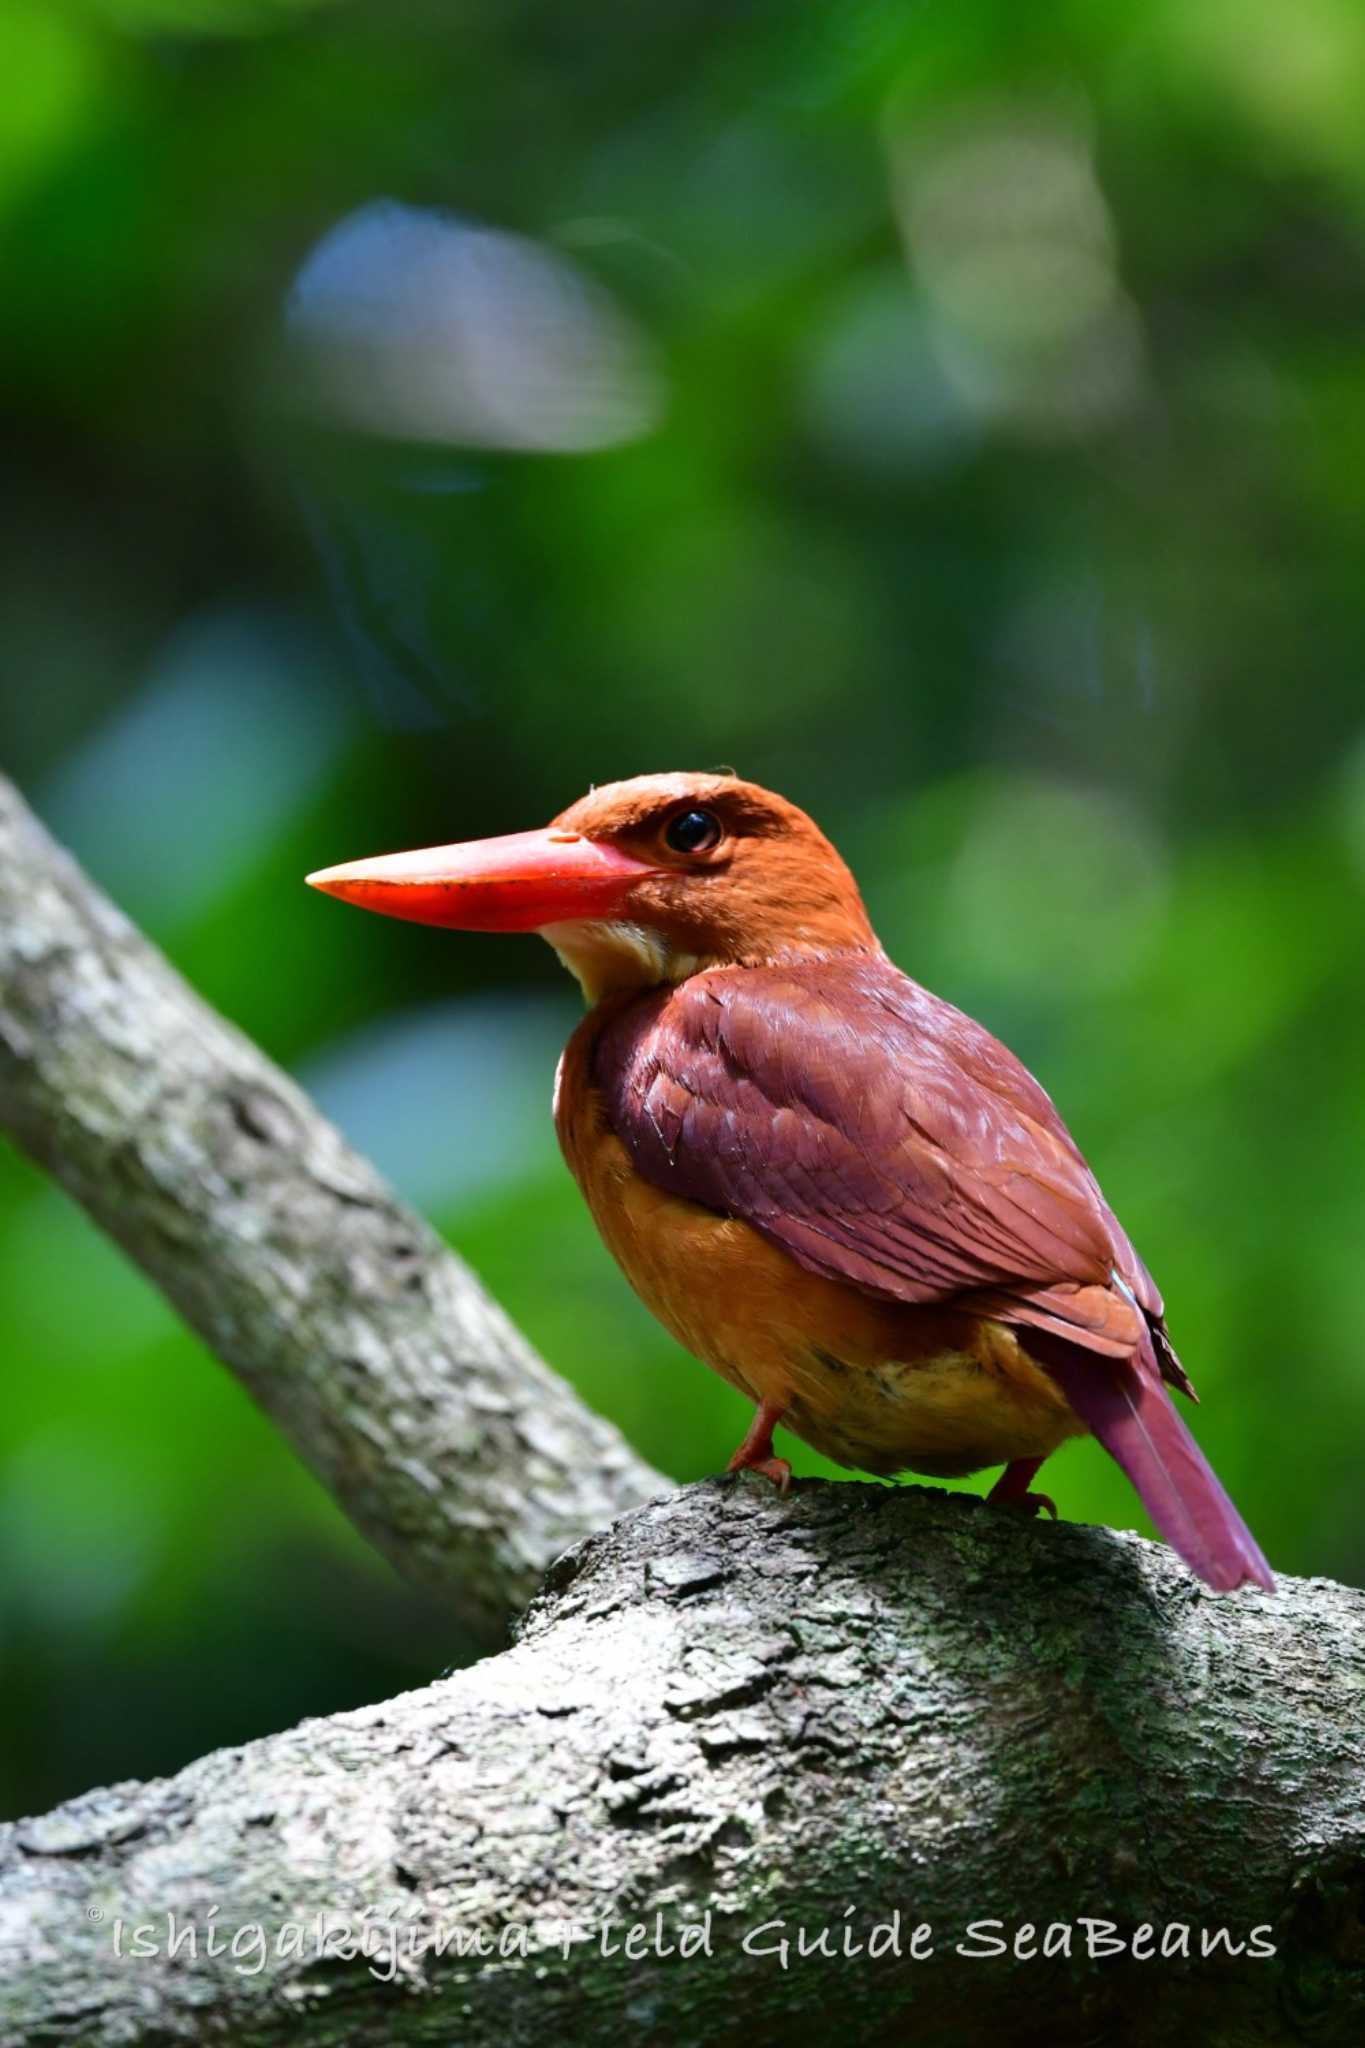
[{"left": 89, "top": 0, "right": 340, "bottom": 37}]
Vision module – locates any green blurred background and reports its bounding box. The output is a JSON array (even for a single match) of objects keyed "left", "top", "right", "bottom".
[{"left": 3, "top": 0, "right": 1364, "bottom": 1822}]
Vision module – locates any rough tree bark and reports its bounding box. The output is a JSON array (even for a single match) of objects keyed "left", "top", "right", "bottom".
[
  {"left": 0, "top": 772, "right": 662, "bottom": 1643},
  {"left": 1, "top": 1482, "right": 1361, "bottom": 2048},
  {"left": 1, "top": 772, "right": 1361, "bottom": 2048}
]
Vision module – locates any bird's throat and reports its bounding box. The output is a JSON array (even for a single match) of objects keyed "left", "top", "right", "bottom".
[{"left": 541, "top": 919, "right": 710, "bottom": 1004}]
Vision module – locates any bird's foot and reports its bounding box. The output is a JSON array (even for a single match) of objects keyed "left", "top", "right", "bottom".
[
  {"left": 987, "top": 1457, "right": 1057, "bottom": 1521},
  {"left": 727, "top": 1450, "right": 793, "bottom": 1495},
  {"left": 1003, "top": 1489, "right": 1058, "bottom": 1521},
  {"left": 726, "top": 1398, "right": 791, "bottom": 1494}
]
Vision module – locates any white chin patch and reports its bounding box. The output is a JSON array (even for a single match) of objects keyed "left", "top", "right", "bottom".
[{"left": 540, "top": 919, "right": 691, "bottom": 1001}]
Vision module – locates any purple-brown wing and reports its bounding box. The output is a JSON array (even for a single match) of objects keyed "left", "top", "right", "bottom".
[{"left": 592, "top": 954, "right": 1184, "bottom": 1377}]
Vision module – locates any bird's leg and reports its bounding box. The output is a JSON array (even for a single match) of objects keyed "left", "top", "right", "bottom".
[
  {"left": 988, "top": 1456, "right": 1057, "bottom": 1521},
  {"left": 726, "top": 1397, "right": 792, "bottom": 1494}
]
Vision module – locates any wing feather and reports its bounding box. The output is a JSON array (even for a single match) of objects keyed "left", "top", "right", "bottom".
[
  {"left": 591, "top": 954, "right": 1271, "bottom": 1585},
  {"left": 593, "top": 955, "right": 1175, "bottom": 1370}
]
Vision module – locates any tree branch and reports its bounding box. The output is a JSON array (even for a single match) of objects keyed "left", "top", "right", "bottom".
[
  {"left": 1, "top": 1480, "right": 1360, "bottom": 2048},
  {"left": 0, "top": 771, "right": 662, "bottom": 1643}
]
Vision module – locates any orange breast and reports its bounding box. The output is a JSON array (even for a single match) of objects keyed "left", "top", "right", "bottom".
[{"left": 555, "top": 1025, "right": 1084, "bottom": 1479}]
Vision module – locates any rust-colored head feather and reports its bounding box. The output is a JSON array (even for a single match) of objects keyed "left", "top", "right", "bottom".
[{"left": 545, "top": 772, "right": 877, "bottom": 996}]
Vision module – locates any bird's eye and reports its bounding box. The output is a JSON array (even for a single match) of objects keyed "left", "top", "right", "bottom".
[{"left": 664, "top": 807, "right": 722, "bottom": 855}]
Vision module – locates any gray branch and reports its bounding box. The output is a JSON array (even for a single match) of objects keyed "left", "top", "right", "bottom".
[
  {"left": 0, "top": 771, "right": 662, "bottom": 1644},
  {"left": 1, "top": 1479, "right": 1361, "bottom": 2048}
]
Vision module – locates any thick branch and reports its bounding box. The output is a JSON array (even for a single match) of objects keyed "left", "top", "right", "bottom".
[
  {"left": 0, "top": 771, "right": 662, "bottom": 1642},
  {"left": 1, "top": 1482, "right": 1361, "bottom": 2048}
]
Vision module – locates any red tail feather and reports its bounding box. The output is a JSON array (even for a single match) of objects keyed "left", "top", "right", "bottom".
[{"left": 1040, "top": 1331, "right": 1274, "bottom": 1593}]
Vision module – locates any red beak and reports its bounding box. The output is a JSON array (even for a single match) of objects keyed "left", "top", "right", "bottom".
[{"left": 306, "top": 826, "right": 659, "bottom": 932}]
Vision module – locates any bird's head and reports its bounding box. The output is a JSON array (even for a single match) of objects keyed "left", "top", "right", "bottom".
[{"left": 307, "top": 771, "right": 878, "bottom": 1000}]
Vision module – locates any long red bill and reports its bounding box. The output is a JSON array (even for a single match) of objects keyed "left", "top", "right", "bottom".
[{"left": 306, "top": 826, "right": 658, "bottom": 932}]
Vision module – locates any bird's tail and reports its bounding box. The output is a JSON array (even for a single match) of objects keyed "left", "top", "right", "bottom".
[{"left": 1041, "top": 1331, "right": 1274, "bottom": 1593}]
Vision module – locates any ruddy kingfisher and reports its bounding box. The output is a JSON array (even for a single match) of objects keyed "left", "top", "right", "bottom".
[{"left": 308, "top": 772, "right": 1273, "bottom": 1593}]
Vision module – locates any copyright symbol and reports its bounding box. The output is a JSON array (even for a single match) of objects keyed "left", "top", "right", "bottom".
[{"left": 86, "top": 1907, "right": 104, "bottom": 1922}]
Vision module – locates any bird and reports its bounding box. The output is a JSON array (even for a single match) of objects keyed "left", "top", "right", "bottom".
[{"left": 307, "top": 770, "right": 1273, "bottom": 1593}]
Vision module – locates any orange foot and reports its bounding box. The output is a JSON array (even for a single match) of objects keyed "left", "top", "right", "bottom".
[
  {"left": 726, "top": 1397, "right": 792, "bottom": 1496},
  {"left": 987, "top": 1456, "right": 1058, "bottom": 1521}
]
